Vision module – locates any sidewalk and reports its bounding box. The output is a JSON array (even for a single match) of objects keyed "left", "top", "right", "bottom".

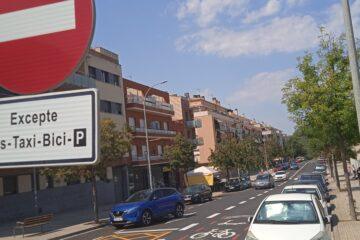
[
  {"left": 328, "top": 163, "right": 360, "bottom": 240},
  {"left": 0, "top": 205, "right": 112, "bottom": 240}
]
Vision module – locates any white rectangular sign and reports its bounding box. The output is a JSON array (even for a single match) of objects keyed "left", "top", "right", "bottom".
[{"left": 0, "top": 89, "right": 98, "bottom": 168}]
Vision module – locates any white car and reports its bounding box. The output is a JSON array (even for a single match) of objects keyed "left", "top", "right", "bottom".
[
  {"left": 246, "top": 194, "right": 331, "bottom": 240},
  {"left": 282, "top": 185, "right": 330, "bottom": 216},
  {"left": 274, "top": 171, "right": 287, "bottom": 181}
]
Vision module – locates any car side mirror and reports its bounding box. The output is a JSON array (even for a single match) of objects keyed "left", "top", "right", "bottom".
[{"left": 247, "top": 216, "right": 253, "bottom": 223}]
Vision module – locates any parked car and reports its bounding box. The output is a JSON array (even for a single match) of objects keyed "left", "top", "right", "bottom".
[
  {"left": 225, "top": 178, "right": 242, "bottom": 192},
  {"left": 274, "top": 171, "right": 287, "bottom": 182},
  {"left": 299, "top": 173, "right": 327, "bottom": 190},
  {"left": 293, "top": 180, "right": 330, "bottom": 201},
  {"left": 110, "top": 188, "right": 184, "bottom": 227},
  {"left": 246, "top": 194, "right": 331, "bottom": 240},
  {"left": 253, "top": 174, "right": 275, "bottom": 189},
  {"left": 314, "top": 164, "right": 327, "bottom": 175},
  {"left": 241, "top": 175, "right": 252, "bottom": 189},
  {"left": 183, "top": 184, "right": 212, "bottom": 203},
  {"left": 282, "top": 162, "right": 290, "bottom": 170},
  {"left": 290, "top": 162, "right": 299, "bottom": 170},
  {"left": 282, "top": 184, "right": 330, "bottom": 216},
  {"left": 276, "top": 164, "right": 284, "bottom": 171}
]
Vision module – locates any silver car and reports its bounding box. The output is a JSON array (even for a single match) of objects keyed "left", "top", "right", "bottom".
[{"left": 254, "top": 174, "right": 275, "bottom": 189}]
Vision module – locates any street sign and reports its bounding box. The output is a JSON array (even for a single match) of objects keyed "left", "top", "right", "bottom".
[
  {"left": 0, "top": 89, "right": 98, "bottom": 168},
  {"left": 0, "top": 0, "right": 95, "bottom": 94}
]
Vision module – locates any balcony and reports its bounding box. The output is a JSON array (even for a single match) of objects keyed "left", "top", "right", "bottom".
[
  {"left": 66, "top": 73, "right": 96, "bottom": 88},
  {"left": 127, "top": 95, "right": 174, "bottom": 112},
  {"left": 135, "top": 128, "right": 176, "bottom": 136},
  {"left": 185, "top": 119, "right": 202, "bottom": 128},
  {"left": 132, "top": 155, "right": 163, "bottom": 161}
]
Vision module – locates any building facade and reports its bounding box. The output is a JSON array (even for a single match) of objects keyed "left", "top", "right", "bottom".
[{"left": 123, "top": 79, "right": 177, "bottom": 192}]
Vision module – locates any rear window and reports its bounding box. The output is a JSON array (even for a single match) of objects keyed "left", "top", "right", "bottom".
[
  {"left": 257, "top": 175, "right": 269, "bottom": 180},
  {"left": 283, "top": 188, "right": 320, "bottom": 199},
  {"left": 276, "top": 171, "right": 285, "bottom": 175}
]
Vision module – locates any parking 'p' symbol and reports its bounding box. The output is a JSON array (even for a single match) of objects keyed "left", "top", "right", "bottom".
[{"left": 74, "top": 129, "right": 86, "bottom": 147}]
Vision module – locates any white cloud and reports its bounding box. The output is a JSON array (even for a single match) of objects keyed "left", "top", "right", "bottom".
[
  {"left": 177, "top": 0, "right": 249, "bottom": 27},
  {"left": 176, "top": 16, "right": 319, "bottom": 57},
  {"left": 244, "top": 0, "right": 281, "bottom": 24},
  {"left": 286, "top": 0, "right": 308, "bottom": 7},
  {"left": 226, "top": 68, "right": 294, "bottom": 104}
]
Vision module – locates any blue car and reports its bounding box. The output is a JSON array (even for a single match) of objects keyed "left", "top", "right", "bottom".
[
  {"left": 290, "top": 162, "right": 299, "bottom": 170},
  {"left": 110, "top": 188, "right": 185, "bottom": 227}
]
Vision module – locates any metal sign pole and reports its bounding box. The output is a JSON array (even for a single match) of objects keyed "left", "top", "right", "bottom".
[{"left": 33, "top": 167, "right": 39, "bottom": 214}]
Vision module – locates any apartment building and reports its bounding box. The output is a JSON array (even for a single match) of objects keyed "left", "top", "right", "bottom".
[
  {"left": 123, "top": 79, "right": 177, "bottom": 191},
  {"left": 0, "top": 47, "right": 129, "bottom": 205}
]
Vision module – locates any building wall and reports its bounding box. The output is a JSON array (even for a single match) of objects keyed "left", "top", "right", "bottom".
[
  {"left": 195, "top": 115, "right": 216, "bottom": 165},
  {"left": 17, "top": 175, "right": 31, "bottom": 193}
]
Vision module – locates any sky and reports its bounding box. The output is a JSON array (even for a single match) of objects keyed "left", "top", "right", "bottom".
[{"left": 92, "top": 0, "right": 360, "bottom": 134}]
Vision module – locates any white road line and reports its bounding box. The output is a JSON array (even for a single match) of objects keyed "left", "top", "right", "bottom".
[
  {"left": 264, "top": 191, "right": 268, "bottom": 193},
  {"left": 239, "top": 201, "right": 247, "bottom": 204},
  {"left": 0, "top": 0, "right": 76, "bottom": 43},
  {"left": 165, "top": 218, "right": 185, "bottom": 224},
  {"left": 183, "top": 212, "right": 197, "bottom": 217},
  {"left": 207, "top": 213, "right": 221, "bottom": 219},
  {"left": 257, "top": 194, "right": 262, "bottom": 196},
  {"left": 116, "top": 228, "right": 179, "bottom": 234},
  {"left": 290, "top": 161, "right": 311, "bottom": 179},
  {"left": 225, "top": 206, "right": 236, "bottom": 210},
  {"left": 249, "top": 197, "right": 255, "bottom": 200},
  {"left": 179, "top": 223, "right": 199, "bottom": 231},
  {"left": 61, "top": 227, "right": 103, "bottom": 240}
]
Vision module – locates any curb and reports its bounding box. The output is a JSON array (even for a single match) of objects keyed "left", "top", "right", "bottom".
[{"left": 49, "top": 221, "right": 109, "bottom": 240}]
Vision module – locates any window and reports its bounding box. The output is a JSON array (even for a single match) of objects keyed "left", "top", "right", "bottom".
[
  {"left": 140, "top": 119, "right": 145, "bottom": 128},
  {"left": 142, "top": 145, "right": 147, "bottom": 156},
  {"left": 111, "top": 102, "right": 122, "bottom": 115},
  {"left": 88, "top": 66, "right": 96, "bottom": 79},
  {"left": 3, "top": 176, "right": 17, "bottom": 195},
  {"left": 150, "top": 121, "right": 160, "bottom": 130},
  {"left": 157, "top": 145, "right": 162, "bottom": 155},
  {"left": 127, "top": 88, "right": 143, "bottom": 97},
  {"left": 163, "top": 122, "right": 168, "bottom": 131},
  {"left": 163, "top": 189, "right": 176, "bottom": 197},
  {"left": 128, "top": 117, "right": 135, "bottom": 128},
  {"left": 131, "top": 145, "right": 137, "bottom": 157},
  {"left": 102, "top": 70, "right": 110, "bottom": 83},
  {"left": 100, "top": 100, "right": 111, "bottom": 113}
]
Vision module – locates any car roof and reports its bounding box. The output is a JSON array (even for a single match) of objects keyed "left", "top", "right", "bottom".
[
  {"left": 265, "top": 193, "right": 313, "bottom": 201},
  {"left": 283, "top": 184, "right": 318, "bottom": 189}
]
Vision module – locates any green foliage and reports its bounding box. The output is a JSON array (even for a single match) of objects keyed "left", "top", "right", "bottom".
[
  {"left": 163, "top": 134, "right": 196, "bottom": 171},
  {"left": 41, "top": 119, "right": 132, "bottom": 182},
  {"left": 282, "top": 30, "right": 360, "bottom": 159}
]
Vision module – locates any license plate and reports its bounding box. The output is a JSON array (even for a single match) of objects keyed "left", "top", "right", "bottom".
[{"left": 114, "top": 217, "right": 123, "bottom": 221}]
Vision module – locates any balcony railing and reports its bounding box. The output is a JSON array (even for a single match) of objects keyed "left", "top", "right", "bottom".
[
  {"left": 132, "top": 155, "right": 163, "bottom": 161},
  {"left": 185, "top": 119, "right": 202, "bottom": 128},
  {"left": 135, "top": 128, "right": 176, "bottom": 135},
  {"left": 127, "top": 95, "right": 174, "bottom": 112},
  {"left": 66, "top": 73, "right": 96, "bottom": 88}
]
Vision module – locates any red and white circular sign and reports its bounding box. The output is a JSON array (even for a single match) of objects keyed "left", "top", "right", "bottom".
[{"left": 0, "top": 0, "right": 95, "bottom": 95}]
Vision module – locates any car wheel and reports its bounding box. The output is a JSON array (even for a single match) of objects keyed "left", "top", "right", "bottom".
[
  {"left": 174, "top": 204, "right": 184, "bottom": 218},
  {"left": 141, "top": 210, "right": 152, "bottom": 226},
  {"left": 200, "top": 196, "right": 204, "bottom": 203},
  {"left": 209, "top": 194, "right": 213, "bottom": 201}
]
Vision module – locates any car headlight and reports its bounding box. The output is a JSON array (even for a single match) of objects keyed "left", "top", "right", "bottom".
[
  {"left": 310, "top": 231, "right": 329, "bottom": 240},
  {"left": 245, "top": 231, "right": 259, "bottom": 240}
]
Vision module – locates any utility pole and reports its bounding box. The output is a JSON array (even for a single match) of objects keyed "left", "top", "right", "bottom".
[
  {"left": 143, "top": 81, "right": 168, "bottom": 190},
  {"left": 342, "top": 0, "right": 360, "bottom": 132}
]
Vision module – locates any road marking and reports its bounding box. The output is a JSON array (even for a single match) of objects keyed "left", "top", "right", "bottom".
[
  {"left": 207, "top": 213, "right": 221, "bottom": 218},
  {"left": 224, "top": 215, "right": 252, "bottom": 219},
  {"left": 264, "top": 191, "right": 268, "bottom": 193},
  {"left": 257, "top": 194, "right": 262, "bottom": 196},
  {"left": 239, "top": 201, "right": 247, "bottom": 204},
  {"left": 0, "top": 0, "right": 76, "bottom": 43},
  {"left": 183, "top": 212, "right": 197, "bottom": 217},
  {"left": 249, "top": 197, "right": 255, "bottom": 200},
  {"left": 165, "top": 218, "right": 185, "bottom": 224},
  {"left": 180, "top": 223, "right": 199, "bottom": 231},
  {"left": 225, "top": 206, "right": 236, "bottom": 210},
  {"left": 290, "top": 160, "right": 311, "bottom": 179},
  {"left": 115, "top": 228, "right": 179, "bottom": 234}
]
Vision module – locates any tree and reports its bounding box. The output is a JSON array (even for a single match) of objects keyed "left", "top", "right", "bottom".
[
  {"left": 163, "top": 134, "right": 196, "bottom": 188},
  {"left": 236, "top": 136, "right": 263, "bottom": 173},
  {"left": 41, "top": 119, "right": 132, "bottom": 222},
  {"left": 282, "top": 31, "right": 359, "bottom": 219}
]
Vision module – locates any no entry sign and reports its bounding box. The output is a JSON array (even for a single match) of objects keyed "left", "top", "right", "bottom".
[{"left": 0, "top": 0, "right": 95, "bottom": 94}]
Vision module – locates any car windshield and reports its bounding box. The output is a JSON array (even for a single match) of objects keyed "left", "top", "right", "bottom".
[
  {"left": 229, "top": 179, "right": 240, "bottom": 184},
  {"left": 283, "top": 188, "right": 320, "bottom": 199},
  {"left": 254, "top": 201, "right": 319, "bottom": 224},
  {"left": 276, "top": 171, "right": 285, "bottom": 175},
  {"left": 184, "top": 185, "right": 202, "bottom": 194},
  {"left": 257, "top": 175, "right": 269, "bottom": 180},
  {"left": 125, "top": 189, "right": 152, "bottom": 203}
]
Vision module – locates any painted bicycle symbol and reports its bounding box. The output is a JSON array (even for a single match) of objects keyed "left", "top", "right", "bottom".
[{"left": 190, "top": 229, "right": 236, "bottom": 239}]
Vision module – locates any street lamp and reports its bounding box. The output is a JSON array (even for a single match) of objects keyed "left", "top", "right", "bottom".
[{"left": 143, "top": 80, "right": 168, "bottom": 190}]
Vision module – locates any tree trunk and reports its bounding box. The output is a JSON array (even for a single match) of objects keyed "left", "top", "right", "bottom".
[
  {"left": 328, "top": 154, "right": 334, "bottom": 179},
  {"left": 91, "top": 167, "right": 99, "bottom": 223},
  {"left": 340, "top": 149, "right": 357, "bottom": 220},
  {"left": 226, "top": 168, "right": 230, "bottom": 181},
  {"left": 333, "top": 154, "right": 340, "bottom": 190}
]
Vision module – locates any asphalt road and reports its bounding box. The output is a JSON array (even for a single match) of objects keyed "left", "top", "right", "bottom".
[{"left": 62, "top": 161, "right": 315, "bottom": 240}]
